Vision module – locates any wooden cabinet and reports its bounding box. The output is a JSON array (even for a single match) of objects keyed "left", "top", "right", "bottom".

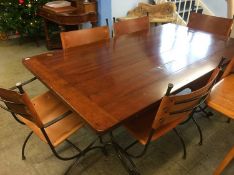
[
  {"left": 38, "top": 0, "right": 98, "bottom": 50},
  {"left": 70, "top": 0, "right": 97, "bottom": 13}
]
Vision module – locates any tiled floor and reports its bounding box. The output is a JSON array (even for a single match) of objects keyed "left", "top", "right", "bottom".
[{"left": 0, "top": 39, "right": 233, "bottom": 175}]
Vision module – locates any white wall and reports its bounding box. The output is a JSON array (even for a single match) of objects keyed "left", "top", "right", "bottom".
[
  {"left": 112, "top": 0, "right": 149, "bottom": 18},
  {"left": 202, "top": 0, "right": 227, "bottom": 17}
]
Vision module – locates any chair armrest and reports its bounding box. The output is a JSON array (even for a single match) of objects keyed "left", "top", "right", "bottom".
[
  {"left": 9, "top": 77, "right": 37, "bottom": 90},
  {"left": 43, "top": 110, "right": 72, "bottom": 128}
]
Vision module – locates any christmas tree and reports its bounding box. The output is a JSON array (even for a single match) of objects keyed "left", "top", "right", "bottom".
[{"left": 0, "top": 0, "right": 49, "bottom": 38}]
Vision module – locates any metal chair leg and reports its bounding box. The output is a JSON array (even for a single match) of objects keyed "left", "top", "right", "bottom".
[
  {"left": 199, "top": 105, "right": 213, "bottom": 118},
  {"left": 65, "top": 139, "right": 82, "bottom": 152},
  {"left": 173, "top": 128, "right": 186, "bottom": 159},
  {"left": 98, "top": 135, "right": 109, "bottom": 156},
  {"left": 22, "top": 131, "right": 33, "bottom": 160},
  {"left": 227, "top": 118, "right": 231, "bottom": 123},
  {"left": 99, "top": 135, "right": 104, "bottom": 144},
  {"left": 118, "top": 144, "right": 137, "bottom": 170},
  {"left": 41, "top": 128, "right": 102, "bottom": 161},
  {"left": 191, "top": 116, "right": 203, "bottom": 145},
  {"left": 64, "top": 144, "right": 109, "bottom": 175},
  {"left": 124, "top": 140, "right": 138, "bottom": 152},
  {"left": 64, "top": 158, "right": 80, "bottom": 175}
]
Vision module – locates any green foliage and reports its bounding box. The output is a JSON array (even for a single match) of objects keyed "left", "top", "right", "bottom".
[{"left": 0, "top": 0, "right": 49, "bottom": 38}]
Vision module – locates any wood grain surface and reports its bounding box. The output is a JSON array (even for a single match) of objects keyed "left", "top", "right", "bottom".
[{"left": 23, "top": 24, "right": 234, "bottom": 133}]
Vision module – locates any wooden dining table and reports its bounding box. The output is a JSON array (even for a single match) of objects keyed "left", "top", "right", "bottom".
[{"left": 23, "top": 23, "right": 234, "bottom": 135}]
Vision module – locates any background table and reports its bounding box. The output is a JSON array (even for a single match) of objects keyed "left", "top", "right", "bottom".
[
  {"left": 38, "top": 1, "right": 97, "bottom": 50},
  {"left": 23, "top": 24, "right": 234, "bottom": 133}
]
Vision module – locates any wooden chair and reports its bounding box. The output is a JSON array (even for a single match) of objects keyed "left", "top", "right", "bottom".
[
  {"left": 207, "top": 57, "right": 234, "bottom": 118},
  {"left": 60, "top": 26, "right": 110, "bottom": 49},
  {"left": 117, "top": 65, "right": 220, "bottom": 163},
  {"left": 113, "top": 16, "right": 150, "bottom": 37},
  {"left": 187, "top": 12, "right": 233, "bottom": 37},
  {"left": 205, "top": 57, "right": 234, "bottom": 174},
  {"left": 213, "top": 146, "right": 234, "bottom": 175},
  {"left": 0, "top": 77, "right": 103, "bottom": 164}
]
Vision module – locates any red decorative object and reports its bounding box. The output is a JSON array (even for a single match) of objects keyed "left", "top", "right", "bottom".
[{"left": 19, "top": 0, "right": 24, "bottom": 4}]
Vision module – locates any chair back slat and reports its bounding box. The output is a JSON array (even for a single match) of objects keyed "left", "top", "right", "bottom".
[
  {"left": 0, "top": 88, "right": 43, "bottom": 127},
  {"left": 171, "top": 97, "right": 206, "bottom": 115},
  {"left": 113, "top": 16, "right": 150, "bottom": 37},
  {"left": 60, "top": 26, "right": 110, "bottom": 49},
  {"left": 187, "top": 12, "right": 233, "bottom": 37},
  {"left": 152, "top": 67, "right": 220, "bottom": 129},
  {"left": 3, "top": 102, "right": 31, "bottom": 117}
]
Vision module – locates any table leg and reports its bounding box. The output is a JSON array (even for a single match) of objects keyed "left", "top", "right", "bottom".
[
  {"left": 111, "top": 141, "right": 140, "bottom": 175},
  {"left": 101, "top": 133, "right": 141, "bottom": 175}
]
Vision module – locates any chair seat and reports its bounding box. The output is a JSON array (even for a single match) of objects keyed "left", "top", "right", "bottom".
[
  {"left": 124, "top": 108, "right": 185, "bottom": 145},
  {"left": 19, "top": 91, "right": 83, "bottom": 147},
  {"left": 207, "top": 74, "right": 234, "bottom": 120}
]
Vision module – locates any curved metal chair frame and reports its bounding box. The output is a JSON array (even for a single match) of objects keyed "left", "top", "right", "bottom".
[
  {"left": 122, "top": 82, "right": 216, "bottom": 159},
  {"left": 0, "top": 77, "right": 105, "bottom": 174},
  {"left": 180, "top": 57, "right": 228, "bottom": 144}
]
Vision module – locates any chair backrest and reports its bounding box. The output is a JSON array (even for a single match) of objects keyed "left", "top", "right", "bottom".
[
  {"left": 187, "top": 12, "right": 233, "bottom": 37},
  {"left": 60, "top": 26, "right": 110, "bottom": 49},
  {"left": 113, "top": 16, "right": 150, "bottom": 37},
  {"left": 0, "top": 87, "right": 43, "bottom": 127},
  {"left": 152, "top": 67, "right": 220, "bottom": 130}
]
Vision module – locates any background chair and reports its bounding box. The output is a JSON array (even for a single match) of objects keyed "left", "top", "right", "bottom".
[
  {"left": 204, "top": 57, "right": 234, "bottom": 174},
  {"left": 0, "top": 78, "right": 102, "bottom": 166},
  {"left": 207, "top": 57, "right": 234, "bottom": 120},
  {"left": 111, "top": 66, "right": 220, "bottom": 174},
  {"left": 213, "top": 146, "right": 234, "bottom": 175},
  {"left": 187, "top": 12, "right": 233, "bottom": 37},
  {"left": 113, "top": 16, "right": 150, "bottom": 37},
  {"left": 60, "top": 26, "right": 110, "bottom": 49}
]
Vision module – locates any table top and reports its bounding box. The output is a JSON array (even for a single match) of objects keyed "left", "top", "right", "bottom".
[{"left": 23, "top": 24, "right": 234, "bottom": 133}]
